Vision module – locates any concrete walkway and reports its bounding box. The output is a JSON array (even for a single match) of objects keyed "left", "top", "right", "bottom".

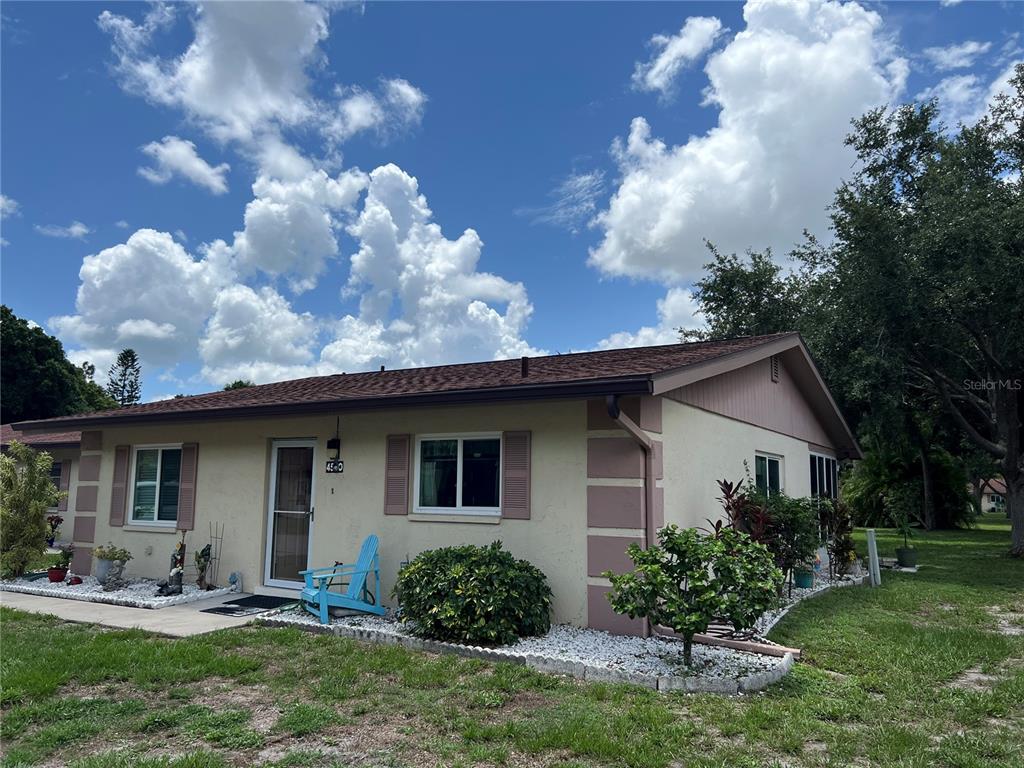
[{"left": 0, "top": 591, "right": 255, "bottom": 637}]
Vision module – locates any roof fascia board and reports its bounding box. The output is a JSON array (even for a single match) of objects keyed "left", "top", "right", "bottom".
[{"left": 14, "top": 376, "right": 654, "bottom": 433}]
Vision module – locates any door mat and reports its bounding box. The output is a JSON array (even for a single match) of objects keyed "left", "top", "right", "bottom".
[
  {"left": 223, "top": 595, "right": 298, "bottom": 609},
  {"left": 200, "top": 605, "right": 274, "bottom": 617}
]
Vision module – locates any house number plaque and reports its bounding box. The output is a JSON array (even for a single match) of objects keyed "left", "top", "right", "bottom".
[{"left": 325, "top": 459, "right": 345, "bottom": 474}]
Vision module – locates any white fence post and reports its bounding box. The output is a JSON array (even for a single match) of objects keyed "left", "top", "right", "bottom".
[{"left": 866, "top": 529, "right": 882, "bottom": 587}]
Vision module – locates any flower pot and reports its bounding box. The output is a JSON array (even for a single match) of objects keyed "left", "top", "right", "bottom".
[
  {"left": 895, "top": 547, "right": 917, "bottom": 568},
  {"left": 793, "top": 569, "right": 814, "bottom": 589},
  {"left": 47, "top": 567, "right": 68, "bottom": 583},
  {"left": 95, "top": 558, "right": 114, "bottom": 584}
]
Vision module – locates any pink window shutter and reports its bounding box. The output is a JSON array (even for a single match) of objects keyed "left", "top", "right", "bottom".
[
  {"left": 56, "top": 461, "right": 71, "bottom": 512},
  {"left": 177, "top": 443, "right": 199, "bottom": 530},
  {"left": 384, "top": 435, "right": 411, "bottom": 515},
  {"left": 501, "top": 431, "right": 531, "bottom": 519},
  {"left": 109, "top": 446, "right": 131, "bottom": 527}
]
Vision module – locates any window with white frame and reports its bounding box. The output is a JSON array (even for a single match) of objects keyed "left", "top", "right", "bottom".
[
  {"left": 754, "top": 453, "right": 783, "bottom": 497},
  {"left": 48, "top": 461, "right": 63, "bottom": 491},
  {"left": 130, "top": 445, "right": 182, "bottom": 525},
  {"left": 415, "top": 434, "right": 501, "bottom": 514},
  {"left": 810, "top": 453, "right": 839, "bottom": 500}
]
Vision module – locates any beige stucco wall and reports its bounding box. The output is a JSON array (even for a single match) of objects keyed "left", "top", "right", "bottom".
[
  {"left": 660, "top": 399, "right": 816, "bottom": 531},
  {"left": 87, "top": 399, "right": 590, "bottom": 625}
]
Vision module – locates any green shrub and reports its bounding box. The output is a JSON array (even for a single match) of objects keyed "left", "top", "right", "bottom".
[
  {"left": 760, "top": 492, "right": 821, "bottom": 586},
  {"left": 92, "top": 543, "right": 133, "bottom": 563},
  {"left": 1, "top": 442, "right": 62, "bottom": 579},
  {"left": 393, "top": 542, "right": 552, "bottom": 646},
  {"left": 605, "top": 525, "right": 781, "bottom": 665}
]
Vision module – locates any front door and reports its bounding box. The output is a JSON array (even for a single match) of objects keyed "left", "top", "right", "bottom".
[{"left": 264, "top": 439, "right": 315, "bottom": 588}]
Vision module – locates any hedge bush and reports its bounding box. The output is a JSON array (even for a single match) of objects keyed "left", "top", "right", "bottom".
[{"left": 393, "top": 541, "right": 552, "bottom": 646}]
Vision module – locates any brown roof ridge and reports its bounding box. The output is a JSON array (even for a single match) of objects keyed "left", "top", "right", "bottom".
[{"left": 13, "top": 333, "right": 800, "bottom": 431}]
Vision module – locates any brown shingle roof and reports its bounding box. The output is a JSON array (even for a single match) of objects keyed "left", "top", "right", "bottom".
[
  {"left": 1, "top": 424, "right": 81, "bottom": 448},
  {"left": 14, "top": 334, "right": 794, "bottom": 430}
]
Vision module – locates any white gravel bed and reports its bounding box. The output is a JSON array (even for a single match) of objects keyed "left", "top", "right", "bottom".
[
  {"left": 754, "top": 574, "right": 867, "bottom": 637},
  {"left": 262, "top": 608, "right": 786, "bottom": 692},
  {"left": 0, "top": 575, "right": 237, "bottom": 609}
]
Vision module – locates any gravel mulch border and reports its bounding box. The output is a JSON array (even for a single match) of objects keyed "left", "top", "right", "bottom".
[
  {"left": 258, "top": 608, "right": 793, "bottom": 695},
  {"left": 0, "top": 575, "right": 237, "bottom": 609}
]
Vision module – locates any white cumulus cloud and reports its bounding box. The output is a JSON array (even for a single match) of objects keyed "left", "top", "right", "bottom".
[
  {"left": 138, "top": 135, "right": 230, "bottom": 194},
  {"left": 320, "top": 163, "right": 541, "bottom": 372},
  {"left": 591, "top": 0, "right": 908, "bottom": 284},
  {"left": 199, "top": 284, "right": 318, "bottom": 385},
  {"left": 596, "top": 288, "right": 702, "bottom": 350},
  {"left": 50, "top": 228, "right": 234, "bottom": 368},
  {"left": 1, "top": 194, "right": 20, "bottom": 219},
  {"left": 35, "top": 221, "right": 92, "bottom": 239},
  {"left": 923, "top": 40, "right": 992, "bottom": 71},
  {"left": 324, "top": 78, "right": 428, "bottom": 143},
  {"left": 210, "top": 168, "right": 369, "bottom": 294},
  {"left": 632, "top": 16, "right": 724, "bottom": 98},
  {"left": 918, "top": 59, "right": 1022, "bottom": 126}
]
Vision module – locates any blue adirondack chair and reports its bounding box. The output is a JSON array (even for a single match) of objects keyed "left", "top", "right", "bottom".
[{"left": 299, "top": 534, "right": 386, "bottom": 624}]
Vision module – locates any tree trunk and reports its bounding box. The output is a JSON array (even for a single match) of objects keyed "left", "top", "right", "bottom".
[
  {"left": 919, "top": 446, "right": 936, "bottom": 530},
  {"left": 1008, "top": 473, "right": 1024, "bottom": 557},
  {"left": 683, "top": 636, "right": 693, "bottom": 667}
]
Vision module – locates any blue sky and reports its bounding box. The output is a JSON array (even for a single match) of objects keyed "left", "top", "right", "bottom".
[{"left": 1, "top": 1, "right": 1020, "bottom": 401}]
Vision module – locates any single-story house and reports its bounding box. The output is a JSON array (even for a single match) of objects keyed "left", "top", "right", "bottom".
[
  {"left": 14, "top": 332, "right": 860, "bottom": 634},
  {"left": 979, "top": 478, "right": 1007, "bottom": 513},
  {"left": 1, "top": 424, "right": 82, "bottom": 538}
]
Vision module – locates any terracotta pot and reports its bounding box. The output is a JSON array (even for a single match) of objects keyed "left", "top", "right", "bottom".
[{"left": 47, "top": 567, "right": 68, "bottom": 583}]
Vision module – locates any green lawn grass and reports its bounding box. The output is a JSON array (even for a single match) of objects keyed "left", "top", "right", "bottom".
[{"left": 1, "top": 515, "right": 1022, "bottom": 767}]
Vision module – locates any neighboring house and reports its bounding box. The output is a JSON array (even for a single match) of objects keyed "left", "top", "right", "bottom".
[
  {"left": 1, "top": 424, "right": 82, "bottom": 543},
  {"left": 979, "top": 478, "right": 1007, "bottom": 514},
  {"left": 14, "top": 333, "right": 860, "bottom": 635}
]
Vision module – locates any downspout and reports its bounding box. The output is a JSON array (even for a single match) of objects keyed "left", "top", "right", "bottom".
[{"left": 606, "top": 394, "right": 656, "bottom": 638}]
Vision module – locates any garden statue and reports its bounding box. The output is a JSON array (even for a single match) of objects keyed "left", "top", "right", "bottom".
[
  {"left": 155, "top": 537, "right": 186, "bottom": 596},
  {"left": 102, "top": 559, "right": 128, "bottom": 592},
  {"left": 195, "top": 543, "right": 212, "bottom": 590}
]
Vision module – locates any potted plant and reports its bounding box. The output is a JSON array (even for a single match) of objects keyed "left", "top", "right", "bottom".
[
  {"left": 47, "top": 544, "right": 73, "bottom": 582},
  {"left": 793, "top": 560, "right": 815, "bottom": 588},
  {"left": 895, "top": 516, "right": 917, "bottom": 568},
  {"left": 93, "top": 543, "right": 133, "bottom": 584},
  {"left": 45, "top": 514, "right": 63, "bottom": 547}
]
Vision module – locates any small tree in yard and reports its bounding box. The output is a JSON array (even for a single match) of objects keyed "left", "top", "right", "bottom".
[
  {"left": 762, "top": 493, "right": 821, "bottom": 595},
  {"left": 605, "top": 526, "right": 781, "bottom": 666},
  {"left": 1, "top": 442, "right": 63, "bottom": 578}
]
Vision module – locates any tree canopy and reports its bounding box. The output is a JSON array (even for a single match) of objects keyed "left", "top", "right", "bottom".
[{"left": 0, "top": 305, "right": 117, "bottom": 424}]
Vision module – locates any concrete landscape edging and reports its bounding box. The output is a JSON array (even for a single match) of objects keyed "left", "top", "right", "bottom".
[{"left": 258, "top": 614, "right": 793, "bottom": 695}]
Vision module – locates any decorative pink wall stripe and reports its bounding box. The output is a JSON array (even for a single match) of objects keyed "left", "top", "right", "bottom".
[
  {"left": 72, "top": 516, "right": 96, "bottom": 543},
  {"left": 78, "top": 454, "right": 101, "bottom": 483},
  {"left": 587, "top": 534, "right": 642, "bottom": 577},
  {"left": 75, "top": 484, "right": 98, "bottom": 513},
  {"left": 587, "top": 485, "right": 644, "bottom": 528},
  {"left": 587, "top": 584, "right": 644, "bottom": 636},
  {"left": 80, "top": 431, "right": 103, "bottom": 451},
  {"left": 651, "top": 486, "right": 665, "bottom": 529},
  {"left": 70, "top": 547, "right": 93, "bottom": 577},
  {"left": 587, "top": 438, "right": 644, "bottom": 479}
]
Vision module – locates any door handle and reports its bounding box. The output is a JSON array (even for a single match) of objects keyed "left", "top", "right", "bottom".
[{"left": 309, "top": 506, "right": 315, "bottom": 521}]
